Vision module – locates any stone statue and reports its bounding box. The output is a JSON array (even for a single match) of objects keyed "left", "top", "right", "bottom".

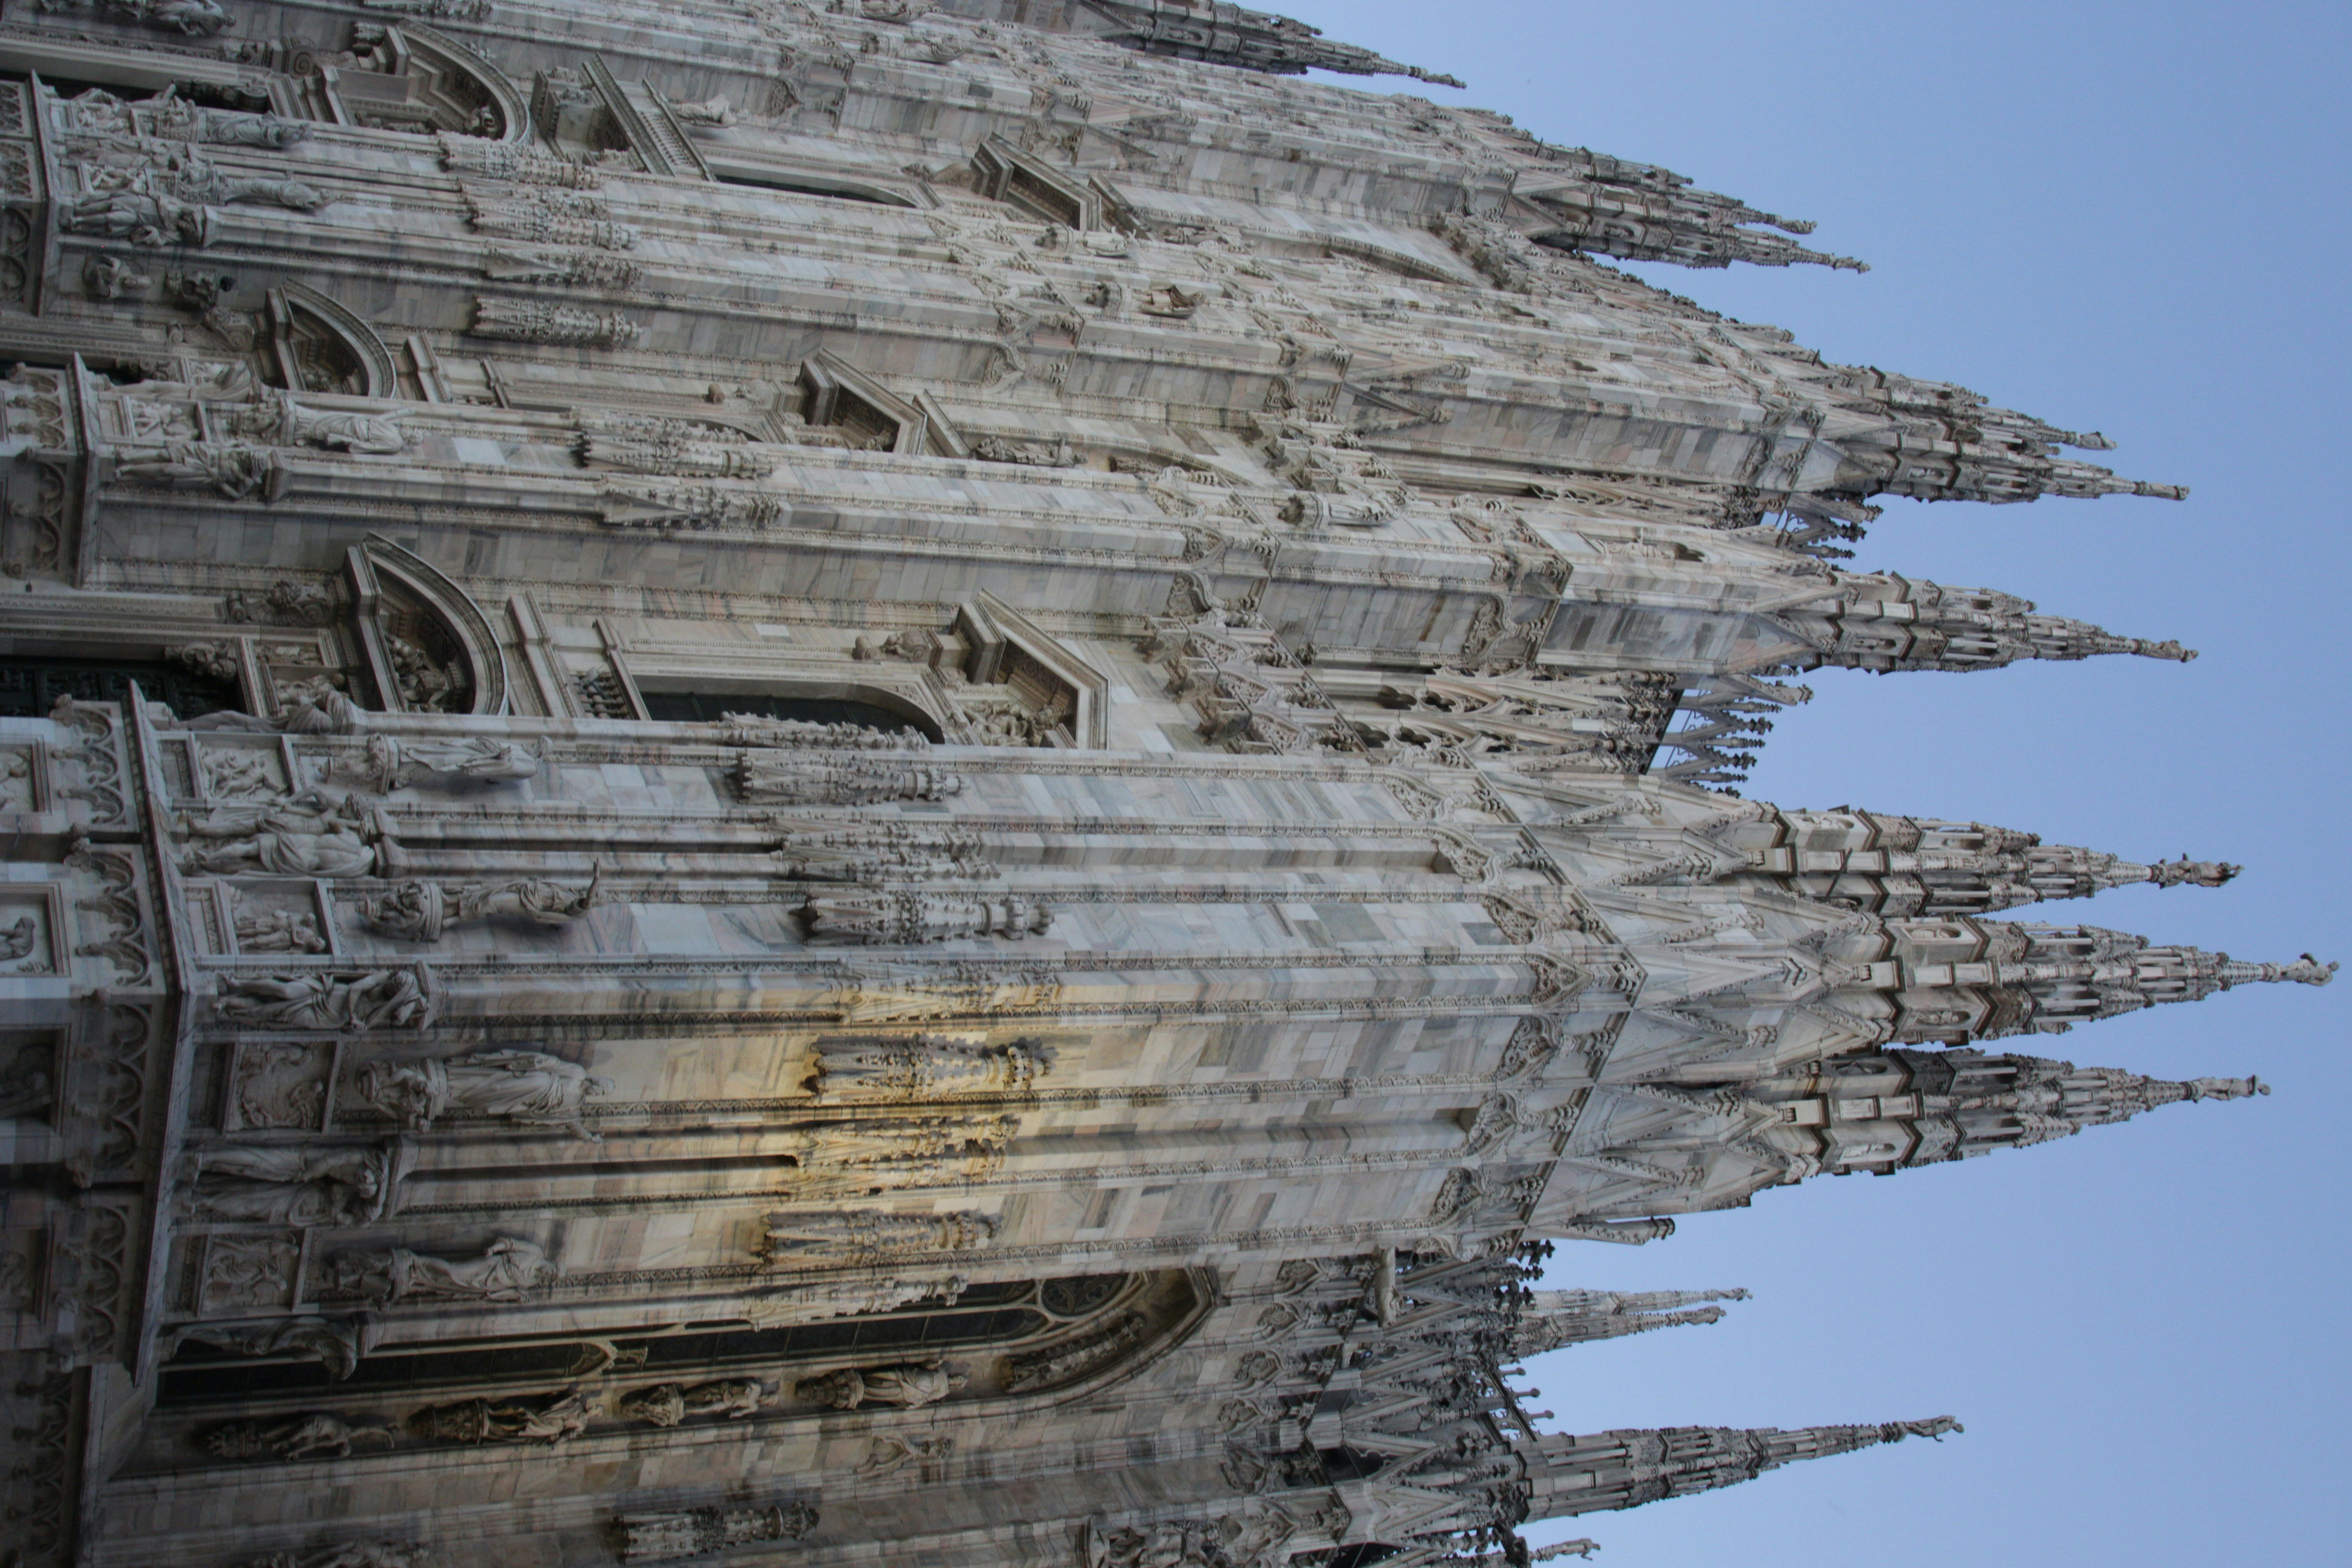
[
  {"left": 796, "top": 1359, "right": 966, "bottom": 1411},
  {"left": 970, "top": 434, "right": 1079, "bottom": 467},
  {"left": 164, "top": 1316, "right": 364, "bottom": 1381},
  {"left": 115, "top": 440, "right": 272, "bottom": 497},
  {"left": 805, "top": 1035, "right": 1052, "bottom": 1097},
  {"left": 177, "top": 791, "right": 380, "bottom": 878},
  {"left": 666, "top": 95, "right": 737, "bottom": 126},
  {"left": 172, "top": 686, "right": 361, "bottom": 735},
  {"left": 773, "top": 827, "right": 994, "bottom": 883},
  {"left": 200, "top": 748, "right": 279, "bottom": 799},
  {"left": 224, "top": 394, "right": 412, "bottom": 455},
  {"left": 221, "top": 578, "right": 339, "bottom": 628},
  {"left": 718, "top": 715, "right": 927, "bottom": 750},
  {"left": 344, "top": 733, "right": 544, "bottom": 790},
  {"left": 356, "top": 873, "right": 599, "bottom": 941},
  {"left": 615, "top": 1379, "right": 768, "bottom": 1427},
  {"left": 233, "top": 907, "right": 329, "bottom": 954},
  {"left": 409, "top": 1389, "right": 591, "bottom": 1446},
  {"left": 182, "top": 1143, "right": 395, "bottom": 1227},
  {"left": 800, "top": 892, "right": 1054, "bottom": 945},
  {"left": 761, "top": 1209, "right": 997, "bottom": 1264},
  {"left": 736, "top": 755, "right": 963, "bottom": 805},
  {"left": 84, "top": 254, "right": 153, "bottom": 299},
  {"left": 93, "top": 0, "right": 233, "bottom": 34},
  {"left": 353, "top": 1050, "right": 611, "bottom": 1135},
  {"left": 59, "top": 187, "right": 207, "bottom": 247},
  {"left": 857, "top": 1432, "right": 954, "bottom": 1476},
  {"left": 201, "top": 1413, "right": 395, "bottom": 1463},
  {"left": 1, "top": 916, "right": 35, "bottom": 961},
  {"left": 213, "top": 968, "right": 435, "bottom": 1032},
  {"left": 56, "top": 86, "right": 231, "bottom": 142},
  {"left": 330, "top": 1236, "right": 561, "bottom": 1302}
]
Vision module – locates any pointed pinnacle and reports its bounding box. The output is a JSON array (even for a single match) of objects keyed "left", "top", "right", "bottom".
[
  {"left": 2144, "top": 858, "right": 2240, "bottom": 888},
  {"left": 2179, "top": 1075, "right": 2268, "bottom": 1101}
]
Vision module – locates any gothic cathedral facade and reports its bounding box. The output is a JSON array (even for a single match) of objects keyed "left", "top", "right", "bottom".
[{"left": 0, "top": 4, "right": 2326, "bottom": 1567}]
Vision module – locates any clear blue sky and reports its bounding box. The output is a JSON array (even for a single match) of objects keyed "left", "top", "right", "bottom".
[{"left": 1284, "top": 4, "right": 2352, "bottom": 1564}]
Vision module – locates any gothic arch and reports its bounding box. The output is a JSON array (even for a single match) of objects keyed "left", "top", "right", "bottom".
[
  {"left": 355, "top": 536, "right": 512, "bottom": 716},
  {"left": 150, "top": 1270, "right": 1213, "bottom": 1453},
  {"left": 386, "top": 27, "right": 530, "bottom": 143},
  {"left": 262, "top": 285, "right": 397, "bottom": 400}
]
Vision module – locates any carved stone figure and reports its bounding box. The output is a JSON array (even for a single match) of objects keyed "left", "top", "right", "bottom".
[
  {"left": 761, "top": 1209, "right": 996, "bottom": 1264},
  {"left": 356, "top": 873, "right": 598, "bottom": 941},
  {"left": 330, "top": 1236, "right": 561, "bottom": 1302},
  {"left": 172, "top": 685, "right": 361, "bottom": 736},
  {"left": 736, "top": 755, "right": 963, "bottom": 805},
  {"left": 858, "top": 1432, "right": 954, "bottom": 1476},
  {"left": 220, "top": 579, "right": 340, "bottom": 628},
  {"left": 344, "top": 733, "right": 543, "bottom": 790},
  {"left": 213, "top": 968, "right": 435, "bottom": 1032},
  {"left": 353, "top": 1050, "right": 611, "bottom": 1134},
  {"left": 827, "top": 961, "right": 1062, "bottom": 1023},
  {"left": 666, "top": 95, "right": 736, "bottom": 126},
  {"left": 178, "top": 793, "right": 380, "bottom": 878},
  {"left": 745, "top": 1271, "right": 968, "bottom": 1325},
  {"left": 201, "top": 1413, "right": 395, "bottom": 1463},
  {"left": 484, "top": 245, "right": 641, "bottom": 286},
  {"left": 796, "top": 1359, "right": 966, "bottom": 1410},
  {"left": 618, "top": 1503, "right": 817, "bottom": 1565},
  {"left": 615, "top": 1378, "right": 767, "bottom": 1427},
  {"left": 799, "top": 893, "right": 1053, "bottom": 944},
  {"left": 165, "top": 1316, "right": 364, "bottom": 1381},
  {"left": 84, "top": 254, "right": 153, "bottom": 298},
  {"left": 774, "top": 825, "right": 993, "bottom": 883},
  {"left": 470, "top": 298, "right": 643, "bottom": 347},
  {"left": 805, "top": 1035, "right": 1051, "bottom": 1097},
  {"left": 59, "top": 187, "right": 207, "bottom": 247},
  {"left": 95, "top": 0, "right": 233, "bottom": 35},
  {"left": 58, "top": 86, "right": 285, "bottom": 145},
  {"left": 230, "top": 1040, "right": 330, "bottom": 1128},
  {"left": 970, "top": 434, "right": 1079, "bottom": 467},
  {"left": 115, "top": 440, "right": 272, "bottom": 496},
  {"left": 720, "top": 715, "right": 928, "bottom": 751},
  {"left": 409, "top": 1389, "right": 592, "bottom": 1446},
  {"left": 183, "top": 1143, "right": 394, "bottom": 1226},
  {"left": 224, "top": 394, "right": 411, "bottom": 455},
  {"left": 234, "top": 907, "right": 329, "bottom": 954}
]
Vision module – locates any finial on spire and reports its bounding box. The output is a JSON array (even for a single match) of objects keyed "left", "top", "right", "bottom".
[
  {"left": 2145, "top": 857, "right": 2240, "bottom": 888},
  {"left": 2180, "top": 1075, "right": 2268, "bottom": 1101},
  {"left": 2217, "top": 954, "right": 2337, "bottom": 988}
]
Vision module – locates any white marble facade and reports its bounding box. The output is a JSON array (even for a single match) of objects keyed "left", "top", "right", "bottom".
[{"left": 0, "top": 4, "right": 2324, "bottom": 1567}]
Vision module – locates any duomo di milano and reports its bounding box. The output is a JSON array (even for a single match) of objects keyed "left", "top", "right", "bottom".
[{"left": 0, "top": 1, "right": 2328, "bottom": 1565}]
